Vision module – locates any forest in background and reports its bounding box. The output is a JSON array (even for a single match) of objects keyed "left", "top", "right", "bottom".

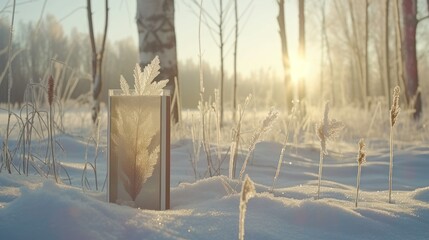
[{"left": 0, "top": 14, "right": 285, "bottom": 109}]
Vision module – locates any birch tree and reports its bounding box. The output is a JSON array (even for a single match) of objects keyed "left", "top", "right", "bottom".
[{"left": 136, "top": 0, "right": 179, "bottom": 122}]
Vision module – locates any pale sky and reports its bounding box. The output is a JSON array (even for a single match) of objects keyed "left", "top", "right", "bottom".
[{"left": 5, "top": 0, "right": 309, "bottom": 80}]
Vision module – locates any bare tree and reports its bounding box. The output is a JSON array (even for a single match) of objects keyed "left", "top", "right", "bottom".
[
  {"left": 277, "top": 0, "right": 293, "bottom": 110},
  {"left": 136, "top": 0, "right": 179, "bottom": 122},
  {"left": 393, "top": 0, "right": 405, "bottom": 97},
  {"left": 320, "top": 0, "right": 334, "bottom": 104},
  {"left": 364, "top": 0, "right": 369, "bottom": 106},
  {"left": 298, "top": 0, "right": 306, "bottom": 102},
  {"left": 219, "top": 0, "right": 225, "bottom": 126},
  {"left": 87, "top": 0, "right": 109, "bottom": 123},
  {"left": 347, "top": 0, "right": 366, "bottom": 106},
  {"left": 233, "top": 0, "right": 238, "bottom": 122},
  {"left": 402, "top": 0, "right": 421, "bottom": 119},
  {"left": 383, "top": 0, "right": 391, "bottom": 105}
]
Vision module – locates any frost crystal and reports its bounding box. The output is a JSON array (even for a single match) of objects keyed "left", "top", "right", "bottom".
[
  {"left": 120, "top": 56, "right": 169, "bottom": 96},
  {"left": 317, "top": 102, "right": 344, "bottom": 154}
]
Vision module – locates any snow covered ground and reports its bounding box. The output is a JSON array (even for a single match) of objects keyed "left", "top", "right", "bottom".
[{"left": 1, "top": 108, "right": 429, "bottom": 239}]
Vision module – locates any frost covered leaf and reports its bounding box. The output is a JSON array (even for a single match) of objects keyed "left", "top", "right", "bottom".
[
  {"left": 139, "top": 56, "right": 167, "bottom": 95},
  {"left": 120, "top": 56, "right": 168, "bottom": 96},
  {"left": 120, "top": 75, "right": 130, "bottom": 95},
  {"left": 143, "top": 79, "right": 168, "bottom": 95},
  {"left": 133, "top": 63, "right": 144, "bottom": 95},
  {"left": 142, "top": 56, "right": 161, "bottom": 84}
]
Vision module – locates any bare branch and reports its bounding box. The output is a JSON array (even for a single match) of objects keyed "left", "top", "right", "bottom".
[
  {"left": 100, "top": 0, "right": 109, "bottom": 60},
  {"left": 59, "top": 6, "right": 86, "bottom": 22},
  {"left": 417, "top": 15, "right": 429, "bottom": 23},
  {"left": 86, "top": 0, "right": 97, "bottom": 62}
]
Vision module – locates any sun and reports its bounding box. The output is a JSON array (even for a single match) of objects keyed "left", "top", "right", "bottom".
[{"left": 290, "top": 56, "right": 308, "bottom": 85}]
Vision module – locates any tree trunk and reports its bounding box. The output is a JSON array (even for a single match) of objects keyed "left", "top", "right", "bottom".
[
  {"left": 364, "top": 0, "right": 369, "bottom": 107},
  {"left": 87, "top": 0, "right": 109, "bottom": 124},
  {"left": 393, "top": 0, "right": 406, "bottom": 101},
  {"left": 383, "top": 0, "right": 391, "bottom": 105},
  {"left": 321, "top": 0, "right": 334, "bottom": 105},
  {"left": 347, "top": 0, "right": 365, "bottom": 107},
  {"left": 233, "top": 0, "right": 238, "bottom": 122},
  {"left": 320, "top": 0, "right": 325, "bottom": 100},
  {"left": 219, "top": 0, "right": 225, "bottom": 127},
  {"left": 402, "top": 0, "right": 422, "bottom": 119},
  {"left": 277, "top": 0, "right": 293, "bottom": 110},
  {"left": 136, "top": 0, "right": 179, "bottom": 123},
  {"left": 298, "top": 0, "right": 306, "bottom": 102}
]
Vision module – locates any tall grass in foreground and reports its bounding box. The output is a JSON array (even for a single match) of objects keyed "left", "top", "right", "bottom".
[
  {"left": 316, "top": 102, "right": 343, "bottom": 199},
  {"left": 0, "top": 58, "right": 82, "bottom": 182},
  {"left": 239, "top": 174, "right": 255, "bottom": 240},
  {"left": 213, "top": 89, "right": 223, "bottom": 175},
  {"left": 2, "top": 0, "right": 17, "bottom": 174},
  {"left": 82, "top": 118, "right": 103, "bottom": 191},
  {"left": 355, "top": 138, "right": 366, "bottom": 207},
  {"left": 48, "top": 76, "right": 58, "bottom": 183},
  {"left": 389, "top": 86, "right": 400, "bottom": 203},
  {"left": 229, "top": 95, "right": 251, "bottom": 179},
  {"left": 239, "top": 109, "right": 278, "bottom": 181},
  {"left": 190, "top": 114, "right": 202, "bottom": 180},
  {"left": 271, "top": 124, "right": 288, "bottom": 192}
]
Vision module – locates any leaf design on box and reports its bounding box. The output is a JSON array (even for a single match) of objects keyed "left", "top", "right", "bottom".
[{"left": 112, "top": 103, "right": 160, "bottom": 201}]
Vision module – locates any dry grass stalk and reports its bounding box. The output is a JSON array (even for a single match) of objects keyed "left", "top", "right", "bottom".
[
  {"left": 213, "top": 89, "right": 222, "bottom": 175},
  {"left": 271, "top": 128, "right": 288, "bottom": 192},
  {"left": 355, "top": 138, "right": 366, "bottom": 207},
  {"left": 48, "top": 75, "right": 55, "bottom": 105},
  {"left": 390, "top": 86, "right": 400, "bottom": 127},
  {"left": 229, "top": 95, "right": 251, "bottom": 179},
  {"left": 2, "top": 0, "right": 17, "bottom": 174},
  {"left": 48, "top": 75, "right": 58, "bottom": 183},
  {"left": 239, "top": 174, "right": 255, "bottom": 240},
  {"left": 239, "top": 108, "right": 278, "bottom": 181},
  {"left": 389, "top": 86, "right": 400, "bottom": 203},
  {"left": 316, "top": 102, "right": 344, "bottom": 199}
]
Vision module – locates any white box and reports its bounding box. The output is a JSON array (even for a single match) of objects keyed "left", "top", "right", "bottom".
[{"left": 108, "top": 90, "right": 170, "bottom": 210}]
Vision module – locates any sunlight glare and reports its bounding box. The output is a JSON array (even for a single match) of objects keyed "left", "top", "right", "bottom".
[{"left": 290, "top": 57, "right": 308, "bottom": 84}]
